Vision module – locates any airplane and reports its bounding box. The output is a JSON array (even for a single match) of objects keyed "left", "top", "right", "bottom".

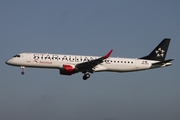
[{"left": 6, "top": 38, "right": 173, "bottom": 80}]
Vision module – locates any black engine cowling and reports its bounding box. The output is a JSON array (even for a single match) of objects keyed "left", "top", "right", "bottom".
[{"left": 60, "top": 64, "right": 77, "bottom": 75}]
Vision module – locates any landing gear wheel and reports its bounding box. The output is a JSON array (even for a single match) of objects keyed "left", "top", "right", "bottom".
[
  {"left": 20, "top": 66, "right": 25, "bottom": 75},
  {"left": 83, "top": 76, "right": 87, "bottom": 80},
  {"left": 83, "top": 73, "right": 90, "bottom": 80},
  {"left": 21, "top": 71, "right": 25, "bottom": 75}
]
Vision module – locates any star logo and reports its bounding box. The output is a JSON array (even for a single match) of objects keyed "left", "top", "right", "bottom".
[{"left": 155, "top": 48, "right": 165, "bottom": 57}]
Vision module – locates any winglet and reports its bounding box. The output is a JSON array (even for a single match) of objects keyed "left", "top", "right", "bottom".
[{"left": 103, "top": 49, "right": 113, "bottom": 59}]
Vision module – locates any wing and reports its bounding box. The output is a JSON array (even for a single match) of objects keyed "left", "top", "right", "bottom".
[{"left": 75, "top": 50, "right": 113, "bottom": 72}]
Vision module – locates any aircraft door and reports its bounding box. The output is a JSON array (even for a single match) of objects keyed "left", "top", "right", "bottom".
[
  {"left": 135, "top": 58, "right": 139, "bottom": 68},
  {"left": 26, "top": 53, "right": 31, "bottom": 62}
]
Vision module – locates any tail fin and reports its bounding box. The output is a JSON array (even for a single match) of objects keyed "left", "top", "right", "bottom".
[{"left": 140, "top": 38, "right": 171, "bottom": 61}]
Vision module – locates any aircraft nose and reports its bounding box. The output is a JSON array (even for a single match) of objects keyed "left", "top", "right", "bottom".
[{"left": 5, "top": 59, "right": 11, "bottom": 65}]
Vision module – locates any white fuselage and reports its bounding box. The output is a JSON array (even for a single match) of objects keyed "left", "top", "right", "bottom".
[{"left": 6, "top": 53, "right": 170, "bottom": 73}]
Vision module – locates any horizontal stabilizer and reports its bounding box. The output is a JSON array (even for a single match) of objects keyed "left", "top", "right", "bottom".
[{"left": 152, "top": 59, "right": 174, "bottom": 65}]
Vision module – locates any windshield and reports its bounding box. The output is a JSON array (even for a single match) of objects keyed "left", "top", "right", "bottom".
[{"left": 13, "top": 55, "right": 20, "bottom": 57}]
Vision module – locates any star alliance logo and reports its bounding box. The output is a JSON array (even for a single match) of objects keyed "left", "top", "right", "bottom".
[{"left": 155, "top": 48, "right": 165, "bottom": 57}]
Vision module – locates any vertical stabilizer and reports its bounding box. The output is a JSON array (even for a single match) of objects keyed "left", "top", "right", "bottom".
[{"left": 140, "top": 38, "right": 170, "bottom": 61}]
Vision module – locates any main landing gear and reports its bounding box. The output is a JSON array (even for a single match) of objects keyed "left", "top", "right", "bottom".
[
  {"left": 21, "top": 66, "right": 25, "bottom": 75},
  {"left": 83, "top": 73, "right": 90, "bottom": 80}
]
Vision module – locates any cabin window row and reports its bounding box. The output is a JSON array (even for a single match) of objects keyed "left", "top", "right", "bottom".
[
  {"left": 33, "top": 55, "right": 134, "bottom": 64},
  {"left": 105, "top": 60, "right": 134, "bottom": 64}
]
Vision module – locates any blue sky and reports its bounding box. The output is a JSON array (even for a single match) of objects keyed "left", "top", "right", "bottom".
[{"left": 1, "top": 1, "right": 180, "bottom": 120}]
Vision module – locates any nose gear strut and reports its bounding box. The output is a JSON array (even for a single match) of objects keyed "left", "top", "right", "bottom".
[{"left": 21, "top": 66, "right": 25, "bottom": 75}]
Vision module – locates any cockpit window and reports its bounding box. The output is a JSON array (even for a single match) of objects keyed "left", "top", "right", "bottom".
[{"left": 13, "top": 55, "right": 20, "bottom": 57}]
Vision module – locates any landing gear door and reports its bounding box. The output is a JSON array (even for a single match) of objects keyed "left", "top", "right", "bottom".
[{"left": 26, "top": 53, "right": 31, "bottom": 62}]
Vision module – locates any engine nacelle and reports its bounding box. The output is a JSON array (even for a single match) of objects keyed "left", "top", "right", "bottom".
[{"left": 60, "top": 64, "right": 77, "bottom": 75}]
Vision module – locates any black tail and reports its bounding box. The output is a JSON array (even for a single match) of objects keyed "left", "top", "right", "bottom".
[{"left": 140, "top": 38, "right": 171, "bottom": 61}]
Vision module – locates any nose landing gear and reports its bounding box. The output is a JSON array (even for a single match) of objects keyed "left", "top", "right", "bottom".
[
  {"left": 21, "top": 71, "right": 25, "bottom": 75},
  {"left": 21, "top": 66, "right": 25, "bottom": 75},
  {"left": 83, "top": 73, "right": 90, "bottom": 80}
]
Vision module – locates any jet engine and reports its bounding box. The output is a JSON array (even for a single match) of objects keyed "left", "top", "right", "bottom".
[{"left": 60, "top": 64, "right": 77, "bottom": 75}]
